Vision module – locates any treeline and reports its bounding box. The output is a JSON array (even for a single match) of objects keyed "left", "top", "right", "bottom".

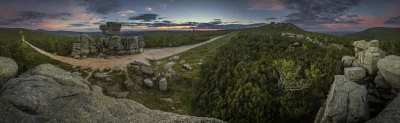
[
  {"left": 345, "top": 27, "right": 400, "bottom": 55},
  {"left": 23, "top": 30, "right": 76, "bottom": 56},
  {"left": 0, "top": 28, "right": 71, "bottom": 73},
  {"left": 192, "top": 24, "right": 353, "bottom": 122},
  {"left": 140, "top": 30, "right": 233, "bottom": 48}
]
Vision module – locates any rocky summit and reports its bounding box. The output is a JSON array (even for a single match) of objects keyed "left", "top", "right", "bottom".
[{"left": 0, "top": 62, "right": 224, "bottom": 123}]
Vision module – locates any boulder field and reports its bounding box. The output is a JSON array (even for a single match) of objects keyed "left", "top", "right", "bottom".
[{"left": 0, "top": 57, "right": 224, "bottom": 123}]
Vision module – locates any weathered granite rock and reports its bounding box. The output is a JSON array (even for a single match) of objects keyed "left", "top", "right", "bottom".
[
  {"left": 145, "top": 57, "right": 156, "bottom": 61},
  {"left": 366, "top": 93, "right": 400, "bottom": 123},
  {"left": 140, "top": 65, "right": 153, "bottom": 75},
  {"left": 321, "top": 75, "right": 369, "bottom": 123},
  {"left": 0, "top": 64, "right": 224, "bottom": 123},
  {"left": 342, "top": 56, "right": 355, "bottom": 67},
  {"left": 344, "top": 67, "right": 366, "bottom": 82},
  {"left": 170, "top": 56, "right": 180, "bottom": 61},
  {"left": 377, "top": 55, "right": 400, "bottom": 91},
  {"left": 164, "top": 62, "right": 175, "bottom": 69},
  {"left": 375, "top": 71, "right": 391, "bottom": 89},
  {"left": 144, "top": 79, "right": 154, "bottom": 87},
  {"left": 0, "top": 57, "right": 18, "bottom": 87},
  {"left": 182, "top": 64, "right": 192, "bottom": 70},
  {"left": 351, "top": 40, "right": 385, "bottom": 74},
  {"left": 159, "top": 78, "right": 168, "bottom": 91},
  {"left": 108, "top": 92, "right": 129, "bottom": 98},
  {"left": 71, "top": 34, "right": 98, "bottom": 56},
  {"left": 71, "top": 72, "right": 82, "bottom": 76},
  {"left": 94, "top": 73, "right": 109, "bottom": 80}
]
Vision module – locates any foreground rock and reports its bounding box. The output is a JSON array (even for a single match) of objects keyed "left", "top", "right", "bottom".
[
  {"left": 344, "top": 67, "right": 366, "bottom": 82},
  {"left": 0, "top": 64, "right": 224, "bottom": 123},
  {"left": 0, "top": 57, "right": 18, "bottom": 86},
  {"left": 366, "top": 94, "right": 400, "bottom": 123},
  {"left": 320, "top": 75, "right": 369, "bottom": 123},
  {"left": 377, "top": 55, "right": 400, "bottom": 91}
]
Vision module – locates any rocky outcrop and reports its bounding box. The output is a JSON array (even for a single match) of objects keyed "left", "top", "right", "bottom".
[
  {"left": 320, "top": 75, "right": 369, "bottom": 123},
  {"left": 377, "top": 55, "right": 400, "bottom": 91},
  {"left": 352, "top": 40, "right": 386, "bottom": 74},
  {"left": 71, "top": 34, "right": 98, "bottom": 57},
  {"left": 0, "top": 57, "right": 18, "bottom": 87},
  {"left": 344, "top": 67, "right": 366, "bottom": 82},
  {"left": 342, "top": 56, "right": 355, "bottom": 67},
  {"left": 0, "top": 64, "right": 224, "bottom": 123},
  {"left": 366, "top": 93, "right": 400, "bottom": 123}
]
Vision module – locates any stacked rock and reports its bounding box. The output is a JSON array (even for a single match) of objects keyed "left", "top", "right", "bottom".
[
  {"left": 70, "top": 34, "right": 98, "bottom": 58},
  {"left": 351, "top": 40, "right": 386, "bottom": 74}
]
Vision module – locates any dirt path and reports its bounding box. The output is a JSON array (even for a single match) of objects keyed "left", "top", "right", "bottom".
[{"left": 22, "top": 34, "right": 228, "bottom": 70}]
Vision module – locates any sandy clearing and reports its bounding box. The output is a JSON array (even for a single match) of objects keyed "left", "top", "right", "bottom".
[{"left": 23, "top": 34, "right": 228, "bottom": 70}]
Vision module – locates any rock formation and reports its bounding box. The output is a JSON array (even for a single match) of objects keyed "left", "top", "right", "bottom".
[
  {"left": 0, "top": 61, "right": 224, "bottom": 122},
  {"left": 352, "top": 40, "right": 386, "bottom": 74},
  {"left": 377, "top": 55, "right": 400, "bottom": 91},
  {"left": 0, "top": 57, "right": 18, "bottom": 87},
  {"left": 70, "top": 34, "right": 98, "bottom": 58},
  {"left": 70, "top": 22, "right": 145, "bottom": 57}
]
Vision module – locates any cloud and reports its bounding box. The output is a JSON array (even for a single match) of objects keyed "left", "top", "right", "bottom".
[
  {"left": 265, "top": 17, "right": 277, "bottom": 21},
  {"left": 129, "top": 14, "right": 159, "bottom": 22},
  {"left": 146, "top": 7, "right": 153, "bottom": 11},
  {"left": 120, "top": 14, "right": 127, "bottom": 16},
  {"left": 119, "top": 10, "right": 136, "bottom": 14},
  {"left": 210, "top": 19, "right": 222, "bottom": 25},
  {"left": 0, "top": 11, "right": 72, "bottom": 25},
  {"left": 68, "top": 22, "right": 91, "bottom": 27},
  {"left": 158, "top": 17, "right": 166, "bottom": 20},
  {"left": 384, "top": 16, "right": 400, "bottom": 25},
  {"left": 75, "top": 0, "right": 123, "bottom": 15},
  {"left": 281, "top": 0, "right": 363, "bottom": 28},
  {"left": 249, "top": 0, "right": 284, "bottom": 10}
]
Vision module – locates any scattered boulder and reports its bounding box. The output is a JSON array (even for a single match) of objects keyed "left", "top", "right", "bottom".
[
  {"left": 321, "top": 75, "right": 369, "bottom": 123},
  {"left": 140, "top": 65, "right": 154, "bottom": 75},
  {"left": 73, "top": 55, "right": 80, "bottom": 59},
  {"left": 161, "top": 98, "right": 173, "bottom": 103},
  {"left": 144, "top": 79, "right": 154, "bottom": 88},
  {"left": 72, "top": 72, "right": 82, "bottom": 76},
  {"left": 293, "top": 42, "right": 300, "bottom": 46},
  {"left": 377, "top": 55, "right": 400, "bottom": 91},
  {"left": 159, "top": 78, "right": 168, "bottom": 91},
  {"left": 0, "top": 57, "right": 18, "bottom": 86},
  {"left": 170, "top": 56, "right": 180, "bottom": 61},
  {"left": 146, "top": 57, "right": 156, "bottom": 61},
  {"left": 344, "top": 67, "right": 366, "bottom": 82},
  {"left": 164, "top": 62, "right": 175, "bottom": 69},
  {"left": 0, "top": 64, "right": 224, "bottom": 123},
  {"left": 131, "top": 60, "right": 150, "bottom": 67},
  {"left": 342, "top": 56, "right": 355, "bottom": 67},
  {"left": 94, "top": 73, "right": 109, "bottom": 80},
  {"left": 113, "top": 66, "right": 122, "bottom": 72},
  {"left": 182, "top": 64, "right": 192, "bottom": 70},
  {"left": 105, "top": 77, "right": 112, "bottom": 82},
  {"left": 197, "top": 62, "right": 203, "bottom": 66},
  {"left": 180, "top": 60, "right": 186, "bottom": 65}
]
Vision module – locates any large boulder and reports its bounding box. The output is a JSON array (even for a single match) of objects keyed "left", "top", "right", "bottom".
[
  {"left": 0, "top": 64, "right": 224, "bottom": 123},
  {"left": 342, "top": 56, "right": 355, "bottom": 67},
  {"left": 321, "top": 75, "right": 369, "bottom": 123},
  {"left": 374, "top": 71, "right": 391, "bottom": 89},
  {"left": 363, "top": 47, "right": 382, "bottom": 74},
  {"left": 344, "top": 67, "right": 366, "bottom": 82},
  {"left": 377, "top": 55, "right": 400, "bottom": 91},
  {"left": 366, "top": 94, "right": 400, "bottom": 123},
  {"left": 159, "top": 78, "right": 168, "bottom": 91},
  {"left": 0, "top": 57, "right": 18, "bottom": 86}
]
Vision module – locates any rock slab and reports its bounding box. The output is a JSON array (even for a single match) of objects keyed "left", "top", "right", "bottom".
[
  {"left": 377, "top": 55, "right": 400, "bottom": 91},
  {"left": 0, "top": 57, "right": 18, "bottom": 86}
]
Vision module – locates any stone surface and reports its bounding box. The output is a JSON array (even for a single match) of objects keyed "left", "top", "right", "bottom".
[
  {"left": 0, "top": 57, "right": 18, "bottom": 87},
  {"left": 72, "top": 72, "right": 82, "bottom": 76},
  {"left": 377, "top": 55, "right": 400, "bottom": 91},
  {"left": 71, "top": 34, "right": 98, "bottom": 56},
  {"left": 94, "top": 73, "right": 109, "bottom": 80},
  {"left": 159, "top": 78, "right": 168, "bottom": 91},
  {"left": 344, "top": 67, "right": 366, "bottom": 81},
  {"left": 321, "top": 75, "right": 369, "bottom": 123},
  {"left": 366, "top": 93, "right": 400, "bottom": 123},
  {"left": 108, "top": 92, "right": 130, "bottom": 98},
  {"left": 374, "top": 71, "right": 391, "bottom": 89},
  {"left": 164, "top": 62, "right": 175, "bottom": 69},
  {"left": 170, "top": 56, "right": 180, "bottom": 61},
  {"left": 145, "top": 57, "right": 156, "bottom": 61},
  {"left": 140, "top": 65, "right": 153, "bottom": 75},
  {"left": 144, "top": 79, "right": 154, "bottom": 87},
  {"left": 0, "top": 64, "right": 224, "bottom": 123},
  {"left": 342, "top": 56, "right": 355, "bottom": 67},
  {"left": 182, "top": 64, "right": 192, "bottom": 70}
]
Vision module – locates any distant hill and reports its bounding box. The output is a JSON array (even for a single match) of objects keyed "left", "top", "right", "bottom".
[
  {"left": 36, "top": 29, "right": 100, "bottom": 37},
  {"left": 344, "top": 27, "right": 400, "bottom": 55},
  {"left": 318, "top": 31, "right": 357, "bottom": 36},
  {"left": 344, "top": 27, "right": 400, "bottom": 39}
]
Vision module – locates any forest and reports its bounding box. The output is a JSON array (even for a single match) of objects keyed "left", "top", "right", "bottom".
[{"left": 192, "top": 23, "right": 354, "bottom": 122}]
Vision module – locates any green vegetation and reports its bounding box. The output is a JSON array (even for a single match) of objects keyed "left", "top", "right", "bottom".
[
  {"left": 345, "top": 27, "right": 400, "bottom": 55},
  {"left": 0, "top": 28, "right": 72, "bottom": 73},
  {"left": 192, "top": 23, "right": 353, "bottom": 122},
  {"left": 22, "top": 30, "right": 76, "bottom": 56},
  {"left": 127, "top": 33, "right": 236, "bottom": 114},
  {"left": 141, "top": 30, "right": 233, "bottom": 48}
]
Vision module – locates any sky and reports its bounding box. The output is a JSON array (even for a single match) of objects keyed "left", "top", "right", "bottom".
[{"left": 0, "top": 0, "right": 399, "bottom": 32}]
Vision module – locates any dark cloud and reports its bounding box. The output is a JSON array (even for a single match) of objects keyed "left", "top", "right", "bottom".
[
  {"left": 162, "top": 20, "right": 172, "bottom": 24},
  {"left": 210, "top": 19, "right": 222, "bottom": 25},
  {"left": 384, "top": 16, "right": 400, "bottom": 25},
  {"left": 68, "top": 22, "right": 91, "bottom": 27},
  {"left": 158, "top": 17, "right": 166, "bottom": 20},
  {"left": 75, "top": 0, "right": 123, "bottom": 15},
  {"left": 265, "top": 17, "right": 277, "bottom": 21},
  {"left": 281, "top": 0, "right": 363, "bottom": 27},
  {"left": 92, "top": 20, "right": 106, "bottom": 25},
  {"left": 129, "top": 14, "right": 159, "bottom": 22},
  {"left": 0, "top": 11, "right": 72, "bottom": 25},
  {"left": 119, "top": 19, "right": 265, "bottom": 29}
]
